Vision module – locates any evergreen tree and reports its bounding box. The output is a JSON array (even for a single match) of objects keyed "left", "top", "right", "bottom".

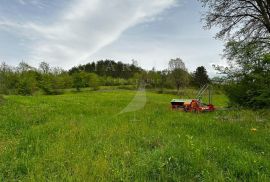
[{"left": 193, "top": 66, "right": 210, "bottom": 87}]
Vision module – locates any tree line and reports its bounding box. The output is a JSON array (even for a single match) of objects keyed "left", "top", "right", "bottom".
[{"left": 0, "top": 59, "right": 210, "bottom": 96}]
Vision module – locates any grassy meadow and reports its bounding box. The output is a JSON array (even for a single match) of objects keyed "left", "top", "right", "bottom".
[{"left": 0, "top": 89, "right": 270, "bottom": 181}]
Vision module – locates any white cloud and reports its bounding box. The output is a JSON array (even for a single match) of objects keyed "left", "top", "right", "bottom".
[
  {"left": 17, "top": 0, "right": 48, "bottom": 8},
  {"left": 2, "top": 0, "right": 178, "bottom": 68}
]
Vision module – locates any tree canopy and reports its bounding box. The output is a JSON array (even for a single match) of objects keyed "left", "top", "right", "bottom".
[
  {"left": 200, "top": 0, "right": 270, "bottom": 108},
  {"left": 168, "top": 58, "right": 190, "bottom": 92},
  {"left": 193, "top": 66, "right": 210, "bottom": 87},
  {"left": 199, "top": 0, "right": 270, "bottom": 44}
]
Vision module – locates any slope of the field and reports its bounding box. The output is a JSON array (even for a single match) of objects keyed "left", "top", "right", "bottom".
[{"left": 0, "top": 90, "right": 269, "bottom": 181}]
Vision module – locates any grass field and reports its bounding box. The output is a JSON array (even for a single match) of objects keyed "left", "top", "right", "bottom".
[{"left": 0, "top": 90, "right": 270, "bottom": 181}]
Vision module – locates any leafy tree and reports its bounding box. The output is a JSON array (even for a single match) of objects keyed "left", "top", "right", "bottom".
[
  {"left": 87, "top": 73, "right": 100, "bottom": 90},
  {"left": 211, "top": 76, "right": 226, "bottom": 90},
  {"left": 214, "top": 41, "right": 269, "bottom": 78},
  {"left": 39, "top": 74, "right": 63, "bottom": 95},
  {"left": 58, "top": 73, "right": 73, "bottom": 89},
  {"left": 216, "top": 41, "right": 270, "bottom": 108},
  {"left": 72, "top": 71, "right": 88, "bottom": 91},
  {"left": 156, "top": 70, "right": 169, "bottom": 93},
  {"left": 72, "top": 72, "right": 83, "bottom": 91},
  {"left": 147, "top": 68, "right": 160, "bottom": 89},
  {"left": 39, "top": 62, "right": 50, "bottom": 74},
  {"left": 17, "top": 71, "right": 38, "bottom": 95},
  {"left": 37, "top": 63, "right": 66, "bottom": 95},
  {"left": 200, "top": 0, "right": 270, "bottom": 108},
  {"left": 193, "top": 66, "right": 210, "bottom": 87},
  {"left": 17, "top": 62, "right": 34, "bottom": 72},
  {"left": 38, "top": 74, "right": 51, "bottom": 95},
  {"left": 0, "top": 63, "right": 18, "bottom": 94},
  {"left": 168, "top": 58, "right": 190, "bottom": 92},
  {"left": 199, "top": 0, "right": 270, "bottom": 43}
]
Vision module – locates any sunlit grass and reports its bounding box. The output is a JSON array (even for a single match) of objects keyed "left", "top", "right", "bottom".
[{"left": 0, "top": 90, "right": 269, "bottom": 181}]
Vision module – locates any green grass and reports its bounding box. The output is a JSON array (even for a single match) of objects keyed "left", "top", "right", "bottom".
[{"left": 0, "top": 90, "right": 270, "bottom": 181}]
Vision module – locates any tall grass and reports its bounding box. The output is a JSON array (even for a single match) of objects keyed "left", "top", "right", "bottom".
[{"left": 0, "top": 90, "right": 269, "bottom": 181}]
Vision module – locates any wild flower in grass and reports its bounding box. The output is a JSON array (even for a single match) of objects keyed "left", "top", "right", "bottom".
[
  {"left": 250, "top": 128, "right": 257, "bottom": 132},
  {"left": 124, "top": 151, "right": 131, "bottom": 156}
]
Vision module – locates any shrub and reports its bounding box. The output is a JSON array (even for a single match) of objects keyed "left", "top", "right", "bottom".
[
  {"left": 17, "top": 71, "right": 38, "bottom": 95},
  {"left": 88, "top": 73, "right": 100, "bottom": 90},
  {"left": 225, "top": 79, "right": 270, "bottom": 109},
  {"left": 39, "top": 74, "right": 64, "bottom": 95}
]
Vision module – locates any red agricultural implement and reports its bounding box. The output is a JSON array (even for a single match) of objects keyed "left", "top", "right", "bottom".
[{"left": 171, "top": 84, "right": 215, "bottom": 112}]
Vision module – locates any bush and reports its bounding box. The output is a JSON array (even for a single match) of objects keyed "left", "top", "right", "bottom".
[
  {"left": 88, "top": 73, "right": 100, "bottom": 90},
  {"left": 17, "top": 71, "right": 38, "bottom": 96},
  {"left": 117, "top": 85, "right": 136, "bottom": 90},
  {"left": 0, "top": 68, "right": 19, "bottom": 95},
  {"left": 225, "top": 79, "right": 270, "bottom": 109},
  {"left": 39, "top": 74, "right": 64, "bottom": 95}
]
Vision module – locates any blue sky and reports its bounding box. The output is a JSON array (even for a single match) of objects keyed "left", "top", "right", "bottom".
[{"left": 0, "top": 0, "right": 225, "bottom": 75}]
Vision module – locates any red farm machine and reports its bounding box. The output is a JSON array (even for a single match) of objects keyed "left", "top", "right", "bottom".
[{"left": 171, "top": 84, "right": 215, "bottom": 112}]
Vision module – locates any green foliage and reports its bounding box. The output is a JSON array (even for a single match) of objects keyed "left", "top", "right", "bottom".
[
  {"left": 0, "top": 63, "right": 18, "bottom": 94},
  {"left": 168, "top": 58, "right": 190, "bottom": 92},
  {"left": 87, "top": 73, "right": 100, "bottom": 90},
  {"left": 69, "top": 60, "right": 142, "bottom": 79},
  {"left": 169, "top": 69, "right": 190, "bottom": 91},
  {"left": 72, "top": 72, "right": 85, "bottom": 91},
  {"left": 58, "top": 73, "right": 73, "bottom": 89},
  {"left": 39, "top": 62, "right": 50, "bottom": 74},
  {"left": 39, "top": 74, "right": 63, "bottom": 95},
  {"left": 0, "top": 60, "right": 213, "bottom": 96},
  {"left": 39, "top": 74, "right": 54, "bottom": 95},
  {"left": 199, "top": 0, "right": 270, "bottom": 109},
  {"left": 225, "top": 78, "right": 270, "bottom": 108},
  {"left": 17, "top": 71, "right": 38, "bottom": 96},
  {"left": 192, "top": 66, "right": 210, "bottom": 87},
  {"left": 219, "top": 41, "right": 270, "bottom": 108},
  {"left": 0, "top": 90, "right": 269, "bottom": 181}
]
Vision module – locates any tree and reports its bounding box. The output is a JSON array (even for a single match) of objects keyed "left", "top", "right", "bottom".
[
  {"left": 58, "top": 73, "right": 73, "bottom": 89},
  {"left": 214, "top": 41, "right": 269, "bottom": 78},
  {"left": 39, "top": 62, "right": 50, "bottom": 74},
  {"left": 193, "top": 66, "right": 210, "bottom": 87},
  {"left": 158, "top": 70, "right": 169, "bottom": 93},
  {"left": 199, "top": 0, "right": 270, "bottom": 43},
  {"left": 0, "top": 63, "right": 16, "bottom": 94},
  {"left": 17, "top": 71, "right": 38, "bottom": 95},
  {"left": 72, "top": 72, "right": 83, "bottom": 91},
  {"left": 147, "top": 67, "right": 160, "bottom": 89},
  {"left": 17, "top": 62, "right": 33, "bottom": 72},
  {"left": 168, "top": 58, "right": 190, "bottom": 92},
  {"left": 200, "top": 0, "right": 270, "bottom": 108},
  {"left": 87, "top": 73, "right": 100, "bottom": 90},
  {"left": 39, "top": 74, "right": 64, "bottom": 95},
  {"left": 69, "top": 60, "right": 142, "bottom": 79},
  {"left": 217, "top": 41, "right": 270, "bottom": 108},
  {"left": 169, "top": 58, "right": 187, "bottom": 71},
  {"left": 72, "top": 71, "right": 89, "bottom": 91}
]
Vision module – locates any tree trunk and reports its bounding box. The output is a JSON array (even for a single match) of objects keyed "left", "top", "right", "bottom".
[{"left": 255, "top": 0, "right": 270, "bottom": 33}]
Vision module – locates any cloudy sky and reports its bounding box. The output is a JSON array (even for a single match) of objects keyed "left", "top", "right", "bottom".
[{"left": 0, "top": 0, "right": 225, "bottom": 75}]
